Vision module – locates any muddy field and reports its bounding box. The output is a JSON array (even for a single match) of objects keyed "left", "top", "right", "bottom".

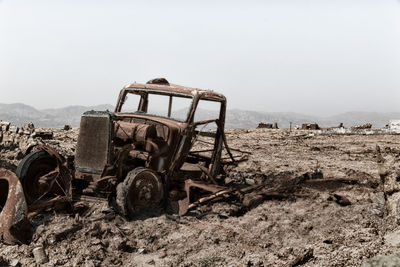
[{"left": 1, "top": 128, "right": 400, "bottom": 266}]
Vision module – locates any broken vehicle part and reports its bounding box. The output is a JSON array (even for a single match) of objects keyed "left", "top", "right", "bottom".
[
  {"left": 0, "top": 168, "right": 32, "bottom": 245},
  {"left": 16, "top": 146, "right": 72, "bottom": 204},
  {"left": 178, "top": 179, "right": 229, "bottom": 215}
]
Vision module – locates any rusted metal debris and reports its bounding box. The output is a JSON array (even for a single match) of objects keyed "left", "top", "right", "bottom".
[
  {"left": 0, "top": 168, "right": 32, "bottom": 245},
  {"left": 351, "top": 123, "right": 372, "bottom": 130},
  {"left": 178, "top": 179, "right": 230, "bottom": 215},
  {"left": 28, "top": 196, "right": 71, "bottom": 217},
  {"left": 257, "top": 122, "right": 279, "bottom": 129},
  {"left": 301, "top": 123, "right": 320, "bottom": 130},
  {"left": 257, "top": 123, "right": 273, "bottom": 129}
]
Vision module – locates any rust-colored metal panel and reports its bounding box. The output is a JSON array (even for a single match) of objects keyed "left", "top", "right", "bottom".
[
  {"left": 0, "top": 168, "right": 32, "bottom": 245},
  {"left": 75, "top": 111, "right": 111, "bottom": 175}
]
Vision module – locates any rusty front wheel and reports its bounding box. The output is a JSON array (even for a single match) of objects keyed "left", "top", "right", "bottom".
[{"left": 116, "top": 167, "right": 164, "bottom": 219}]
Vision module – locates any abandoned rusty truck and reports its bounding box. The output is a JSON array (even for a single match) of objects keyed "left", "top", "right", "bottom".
[{"left": 0, "top": 78, "right": 240, "bottom": 244}]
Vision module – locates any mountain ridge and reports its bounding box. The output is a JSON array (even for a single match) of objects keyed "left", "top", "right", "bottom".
[{"left": 0, "top": 103, "right": 398, "bottom": 129}]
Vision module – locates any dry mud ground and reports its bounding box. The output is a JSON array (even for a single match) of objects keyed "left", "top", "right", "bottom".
[{"left": 1, "top": 129, "right": 400, "bottom": 267}]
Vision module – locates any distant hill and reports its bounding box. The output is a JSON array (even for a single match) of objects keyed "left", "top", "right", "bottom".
[
  {"left": 0, "top": 103, "right": 114, "bottom": 128},
  {"left": 0, "top": 103, "right": 398, "bottom": 129},
  {"left": 41, "top": 104, "right": 115, "bottom": 127}
]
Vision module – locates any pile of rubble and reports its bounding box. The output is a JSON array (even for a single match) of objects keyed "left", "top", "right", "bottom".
[
  {"left": 0, "top": 121, "right": 76, "bottom": 170},
  {"left": 387, "top": 120, "right": 400, "bottom": 133},
  {"left": 0, "top": 121, "right": 39, "bottom": 169}
]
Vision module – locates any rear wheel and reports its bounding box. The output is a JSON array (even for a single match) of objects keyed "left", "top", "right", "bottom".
[
  {"left": 116, "top": 167, "right": 164, "bottom": 219},
  {"left": 16, "top": 150, "right": 67, "bottom": 204}
]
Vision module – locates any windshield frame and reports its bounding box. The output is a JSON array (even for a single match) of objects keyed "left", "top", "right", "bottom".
[{"left": 116, "top": 89, "right": 195, "bottom": 123}]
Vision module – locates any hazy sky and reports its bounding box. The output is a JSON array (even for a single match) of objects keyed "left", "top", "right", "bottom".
[{"left": 1, "top": 0, "right": 399, "bottom": 116}]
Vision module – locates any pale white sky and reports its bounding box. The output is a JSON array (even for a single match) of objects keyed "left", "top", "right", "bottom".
[{"left": 0, "top": 0, "right": 399, "bottom": 116}]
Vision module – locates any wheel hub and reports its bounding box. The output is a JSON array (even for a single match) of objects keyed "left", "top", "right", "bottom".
[{"left": 117, "top": 167, "right": 164, "bottom": 218}]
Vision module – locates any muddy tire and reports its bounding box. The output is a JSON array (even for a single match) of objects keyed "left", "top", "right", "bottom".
[
  {"left": 16, "top": 150, "right": 58, "bottom": 204},
  {"left": 116, "top": 167, "right": 164, "bottom": 219}
]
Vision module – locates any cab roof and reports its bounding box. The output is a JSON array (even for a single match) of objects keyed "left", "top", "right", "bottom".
[{"left": 123, "top": 81, "right": 226, "bottom": 103}]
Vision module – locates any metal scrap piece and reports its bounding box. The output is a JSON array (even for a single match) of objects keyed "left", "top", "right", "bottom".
[
  {"left": 0, "top": 168, "right": 32, "bottom": 245},
  {"left": 178, "top": 179, "right": 228, "bottom": 215},
  {"left": 37, "top": 145, "right": 72, "bottom": 199}
]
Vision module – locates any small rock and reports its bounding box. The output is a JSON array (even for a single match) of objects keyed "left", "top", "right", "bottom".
[
  {"left": 91, "top": 238, "right": 102, "bottom": 246},
  {"left": 333, "top": 194, "right": 351, "bottom": 206},
  {"left": 290, "top": 248, "right": 313, "bottom": 267},
  {"left": 1, "top": 121, "right": 10, "bottom": 131},
  {"left": 32, "top": 246, "right": 48, "bottom": 264},
  {"left": 243, "top": 193, "right": 264, "bottom": 208},
  {"left": 117, "top": 239, "right": 135, "bottom": 253},
  {"left": 224, "top": 177, "right": 233, "bottom": 184},
  {"left": 9, "top": 259, "right": 20, "bottom": 267},
  {"left": 146, "top": 259, "right": 155, "bottom": 265},
  {"left": 9, "top": 125, "right": 19, "bottom": 133},
  {"left": 371, "top": 192, "right": 386, "bottom": 217},
  {"left": 159, "top": 251, "right": 167, "bottom": 259},
  {"left": 311, "top": 169, "right": 323, "bottom": 179},
  {"left": 245, "top": 178, "right": 256, "bottom": 185},
  {"left": 27, "top": 122, "right": 35, "bottom": 130}
]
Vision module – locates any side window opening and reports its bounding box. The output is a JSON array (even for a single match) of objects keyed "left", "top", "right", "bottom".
[
  {"left": 188, "top": 99, "right": 222, "bottom": 165},
  {"left": 193, "top": 100, "right": 222, "bottom": 129}
]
